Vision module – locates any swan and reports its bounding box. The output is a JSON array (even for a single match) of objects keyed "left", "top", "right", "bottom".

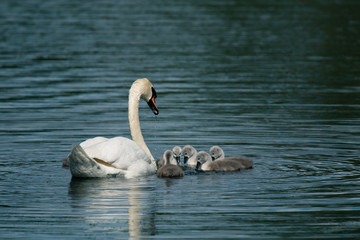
[
  {"left": 195, "top": 151, "right": 244, "bottom": 172},
  {"left": 156, "top": 146, "right": 182, "bottom": 168},
  {"left": 181, "top": 145, "right": 197, "bottom": 168},
  {"left": 157, "top": 150, "right": 184, "bottom": 178},
  {"left": 68, "top": 78, "right": 159, "bottom": 178},
  {"left": 209, "top": 145, "right": 253, "bottom": 169}
]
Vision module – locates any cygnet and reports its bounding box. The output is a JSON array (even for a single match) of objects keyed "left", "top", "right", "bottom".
[
  {"left": 156, "top": 146, "right": 182, "bottom": 168},
  {"left": 172, "top": 146, "right": 182, "bottom": 164},
  {"left": 196, "top": 151, "right": 244, "bottom": 172},
  {"left": 182, "top": 145, "right": 197, "bottom": 168},
  {"left": 209, "top": 145, "right": 225, "bottom": 160},
  {"left": 209, "top": 145, "right": 253, "bottom": 169},
  {"left": 157, "top": 150, "right": 184, "bottom": 178}
]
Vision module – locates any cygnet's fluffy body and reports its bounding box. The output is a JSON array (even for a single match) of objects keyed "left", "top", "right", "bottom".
[
  {"left": 157, "top": 150, "right": 184, "bottom": 178},
  {"left": 182, "top": 145, "right": 197, "bottom": 168},
  {"left": 196, "top": 151, "right": 244, "bottom": 172},
  {"left": 156, "top": 146, "right": 182, "bottom": 168},
  {"left": 209, "top": 145, "right": 253, "bottom": 169}
]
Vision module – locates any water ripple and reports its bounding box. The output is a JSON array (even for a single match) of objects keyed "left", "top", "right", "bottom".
[{"left": 1, "top": 0, "right": 360, "bottom": 239}]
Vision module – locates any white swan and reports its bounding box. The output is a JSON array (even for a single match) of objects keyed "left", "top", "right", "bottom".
[{"left": 68, "top": 78, "right": 159, "bottom": 178}]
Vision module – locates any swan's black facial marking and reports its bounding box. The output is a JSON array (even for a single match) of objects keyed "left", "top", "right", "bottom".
[
  {"left": 151, "top": 87, "right": 157, "bottom": 99},
  {"left": 147, "top": 87, "right": 159, "bottom": 115}
]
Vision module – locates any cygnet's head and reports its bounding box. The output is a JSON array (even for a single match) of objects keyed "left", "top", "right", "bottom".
[
  {"left": 209, "top": 145, "right": 225, "bottom": 160},
  {"left": 182, "top": 145, "right": 196, "bottom": 164},
  {"left": 163, "top": 150, "right": 173, "bottom": 165},
  {"left": 195, "top": 151, "right": 212, "bottom": 170},
  {"left": 172, "top": 146, "right": 182, "bottom": 165}
]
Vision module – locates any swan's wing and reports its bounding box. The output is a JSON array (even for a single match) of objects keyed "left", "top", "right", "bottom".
[
  {"left": 69, "top": 144, "right": 126, "bottom": 178},
  {"left": 80, "top": 136, "right": 108, "bottom": 149},
  {"left": 80, "top": 137, "right": 151, "bottom": 169}
]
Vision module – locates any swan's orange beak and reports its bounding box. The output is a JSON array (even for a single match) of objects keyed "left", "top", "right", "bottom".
[{"left": 147, "top": 87, "right": 159, "bottom": 115}]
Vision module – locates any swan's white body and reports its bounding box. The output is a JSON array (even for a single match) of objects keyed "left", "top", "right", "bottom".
[
  {"left": 79, "top": 137, "right": 149, "bottom": 169},
  {"left": 68, "top": 78, "right": 159, "bottom": 178}
]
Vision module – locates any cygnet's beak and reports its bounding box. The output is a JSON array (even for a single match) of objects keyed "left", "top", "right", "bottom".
[
  {"left": 175, "top": 156, "right": 181, "bottom": 165},
  {"left": 147, "top": 87, "right": 159, "bottom": 115},
  {"left": 183, "top": 156, "right": 189, "bottom": 164},
  {"left": 195, "top": 161, "right": 202, "bottom": 171}
]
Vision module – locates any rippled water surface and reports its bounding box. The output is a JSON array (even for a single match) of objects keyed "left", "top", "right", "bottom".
[{"left": 1, "top": 0, "right": 360, "bottom": 239}]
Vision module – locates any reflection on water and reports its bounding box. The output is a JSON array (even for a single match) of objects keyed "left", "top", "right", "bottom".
[
  {"left": 0, "top": 0, "right": 360, "bottom": 239},
  {"left": 69, "top": 178, "right": 156, "bottom": 238},
  {"left": 128, "top": 187, "right": 141, "bottom": 239}
]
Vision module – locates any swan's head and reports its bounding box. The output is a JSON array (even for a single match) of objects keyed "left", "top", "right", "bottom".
[
  {"left": 195, "top": 151, "right": 212, "bottom": 171},
  {"left": 172, "top": 146, "right": 182, "bottom": 164},
  {"left": 182, "top": 145, "right": 196, "bottom": 164},
  {"left": 131, "top": 78, "right": 159, "bottom": 115},
  {"left": 209, "top": 145, "right": 225, "bottom": 160}
]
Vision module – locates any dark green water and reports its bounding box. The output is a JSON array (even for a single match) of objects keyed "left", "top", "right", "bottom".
[{"left": 1, "top": 0, "right": 359, "bottom": 239}]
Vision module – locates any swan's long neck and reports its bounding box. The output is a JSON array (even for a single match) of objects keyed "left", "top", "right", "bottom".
[{"left": 128, "top": 89, "right": 156, "bottom": 168}]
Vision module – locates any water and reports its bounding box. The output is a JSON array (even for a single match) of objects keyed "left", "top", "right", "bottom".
[{"left": 1, "top": 0, "right": 360, "bottom": 239}]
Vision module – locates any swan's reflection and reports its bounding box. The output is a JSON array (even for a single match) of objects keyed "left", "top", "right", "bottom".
[
  {"left": 128, "top": 186, "right": 141, "bottom": 238},
  {"left": 68, "top": 177, "right": 156, "bottom": 239}
]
